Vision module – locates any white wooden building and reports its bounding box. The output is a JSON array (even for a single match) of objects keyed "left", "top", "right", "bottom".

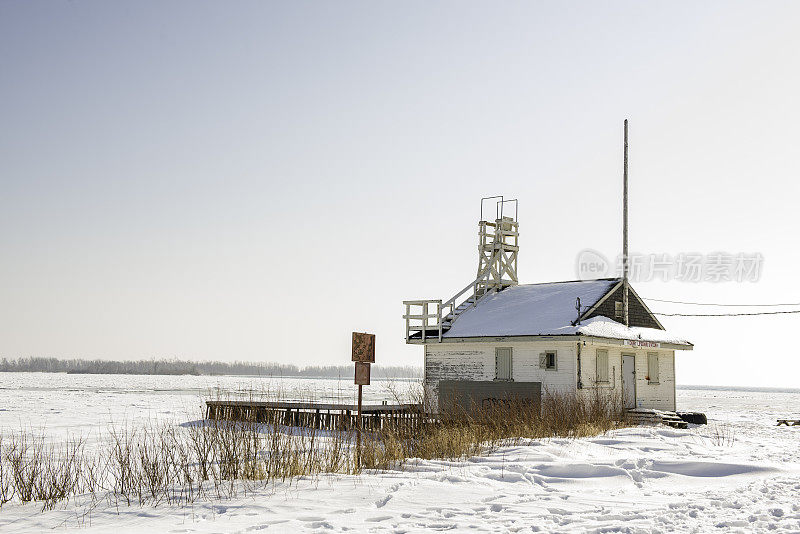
[{"left": 403, "top": 201, "right": 692, "bottom": 413}]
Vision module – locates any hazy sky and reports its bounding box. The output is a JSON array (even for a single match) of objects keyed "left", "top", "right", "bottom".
[{"left": 1, "top": 1, "right": 799, "bottom": 386}]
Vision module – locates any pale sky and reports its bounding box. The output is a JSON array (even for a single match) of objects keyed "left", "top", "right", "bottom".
[{"left": 1, "top": 1, "right": 799, "bottom": 387}]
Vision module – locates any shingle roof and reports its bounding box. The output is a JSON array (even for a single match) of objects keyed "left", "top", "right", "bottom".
[{"left": 441, "top": 278, "right": 691, "bottom": 346}]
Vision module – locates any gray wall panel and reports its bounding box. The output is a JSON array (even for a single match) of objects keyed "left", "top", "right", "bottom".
[{"left": 438, "top": 380, "right": 541, "bottom": 413}]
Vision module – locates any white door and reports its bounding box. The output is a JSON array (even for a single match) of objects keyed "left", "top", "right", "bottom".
[{"left": 622, "top": 354, "right": 636, "bottom": 409}]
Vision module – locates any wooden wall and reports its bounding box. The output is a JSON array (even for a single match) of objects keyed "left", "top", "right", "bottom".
[
  {"left": 577, "top": 342, "right": 676, "bottom": 411},
  {"left": 424, "top": 340, "right": 677, "bottom": 412},
  {"left": 424, "top": 341, "right": 577, "bottom": 411}
]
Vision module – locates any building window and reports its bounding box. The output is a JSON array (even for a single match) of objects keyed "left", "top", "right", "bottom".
[
  {"left": 539, "top": 351, "right": 557, "bottom": 371},
  {"left": 495, "top": 347, "right": 512, "bottom": 381},
  {"left": 647, "top": 352, "right": 659, "bottom": 384},
  {"left": 615, "top": 301, "right": 623, "bottom": 319},
  {"left": 596, "top": 349, "right": 609, "bottom": 383}
]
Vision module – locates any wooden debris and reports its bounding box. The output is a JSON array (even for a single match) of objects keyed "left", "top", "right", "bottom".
[{"left": 776, "top": 419, "right": 800, "bottom": 426}]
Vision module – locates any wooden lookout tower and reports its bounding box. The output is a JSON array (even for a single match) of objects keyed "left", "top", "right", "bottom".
[{"left": 403, "top": 196, "right": 519, "bottom": 343}]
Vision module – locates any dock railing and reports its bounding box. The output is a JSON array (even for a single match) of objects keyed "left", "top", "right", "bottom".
[{"left": 206, "top": 400, "right": 435, "bottom": 433}]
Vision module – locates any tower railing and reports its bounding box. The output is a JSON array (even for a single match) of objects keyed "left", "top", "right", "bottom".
[{"left": 403, "top": 265, "right": 493, "bottom": 342}]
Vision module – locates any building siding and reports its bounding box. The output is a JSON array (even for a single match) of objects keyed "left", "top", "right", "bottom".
[
  {"left": 424, "top": 341, "right": 577, "bottom": 411},
  {"left": 578, "top": 342, "right": 676, "bottom": 411},
  {"left": 632, "top": 350, "right": 676, "bottom": 411},
  {"left": 425, "top": 340, "right": 676, "bottom": 412}
]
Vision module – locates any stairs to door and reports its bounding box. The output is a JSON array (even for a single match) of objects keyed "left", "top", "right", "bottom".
[{"left": 626, "top": 409, "right": 689, "bottom": 429}]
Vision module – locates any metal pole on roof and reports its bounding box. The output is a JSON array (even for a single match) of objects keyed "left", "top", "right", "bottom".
[{"left": 622, "top": 119, "right": 630, "bottom": 327}]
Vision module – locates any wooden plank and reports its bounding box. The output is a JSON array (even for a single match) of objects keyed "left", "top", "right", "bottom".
[{"left": 777, "top": 419, "right": 800, "bottom": 426}]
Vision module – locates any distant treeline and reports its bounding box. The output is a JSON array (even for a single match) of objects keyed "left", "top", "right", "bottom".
[{"left": 0, "top": 357, "right": 422, "bottom": 378}]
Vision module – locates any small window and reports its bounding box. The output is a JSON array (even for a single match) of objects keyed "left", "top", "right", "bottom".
[
  {"left": 647, "top": 353, "right": 659, "bottom": 384},
  {"left": 495, "top": 347, "right": 512, "bottom": 381},
  {"left": 614, "top": 301, "right": 623, "bottom": 318},
  {"left": 539, "top": 351, "right": 557, "bottom": 371},
  {"left": 596, "top": 349, "right": 609, "bottom": 383}
]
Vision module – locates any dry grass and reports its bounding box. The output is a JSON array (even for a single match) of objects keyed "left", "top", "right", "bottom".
[
  {"left": 706, "top": 422, "right": 736, "bottom": 447},
  {"left": 358, "top": 387, "right": 627, "bottom": 468},
  {"left": 0, "top": 386, "right": 626, "bottom": 513}
]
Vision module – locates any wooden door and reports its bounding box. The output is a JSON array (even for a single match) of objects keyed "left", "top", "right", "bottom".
[{"left": 622, "top": 354, "right": 636, "bottom": 409}]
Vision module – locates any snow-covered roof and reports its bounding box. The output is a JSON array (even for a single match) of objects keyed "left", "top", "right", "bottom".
[
  {"left": 441, "top": 279, "right": 692, "bottom": 347},
  {"left": 570, "top": 316, "right": 692, "bottom": 346}
]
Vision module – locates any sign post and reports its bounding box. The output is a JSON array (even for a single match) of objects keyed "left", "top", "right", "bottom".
[{"left": 352, "top": 332, "right": 375, "bottom": 469}]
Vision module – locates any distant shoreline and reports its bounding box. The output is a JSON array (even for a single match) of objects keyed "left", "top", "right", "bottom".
[{"left": 0, "top": 357, "right": 423, "bottom": 379}]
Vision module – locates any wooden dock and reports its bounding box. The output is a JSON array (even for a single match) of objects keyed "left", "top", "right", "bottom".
[{"left": 205, "top": 400, "right": 432, "bottom": 432}]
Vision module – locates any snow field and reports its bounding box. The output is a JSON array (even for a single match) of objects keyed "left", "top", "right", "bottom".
[
  {"left": 1, "top": 422, "right": 799, "bottom": 532},
  {"left": 1, "top": 374, "right": 800, "bottom": 532}
]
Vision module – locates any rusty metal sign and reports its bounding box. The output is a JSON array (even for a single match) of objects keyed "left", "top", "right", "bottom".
[
  {"left": 351, "top": 332, "right": 375, "bottom": 363},
  {"left": 354, "top": 361, "right": 371, "bottom": 385}
]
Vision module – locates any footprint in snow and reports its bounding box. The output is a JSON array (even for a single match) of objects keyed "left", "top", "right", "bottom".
[
  {"left": 296, "top": 516, "right": 326, "bottom": 522},
  {"left": 245, "top": 524, "right": 281, "bottom": 532},
  {"left": 365, "top": 515, "right": 392, "bottom": 522}
]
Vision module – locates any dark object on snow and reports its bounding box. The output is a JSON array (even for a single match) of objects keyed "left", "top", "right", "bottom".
[
  {"left": 677, "top": 412, "right": 707, "bottom": 425},
  {"left": 776, "top": 419, "right": 800, "bottom": 426}
]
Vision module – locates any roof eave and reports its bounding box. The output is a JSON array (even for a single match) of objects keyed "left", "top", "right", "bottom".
[{"left": 413, "top": 333, "right": 693, "bottom": 350}]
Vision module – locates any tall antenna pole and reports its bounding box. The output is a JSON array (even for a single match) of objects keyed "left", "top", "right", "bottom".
[{"left": 622, "top": 119, "right": 630, "bottom": 327}]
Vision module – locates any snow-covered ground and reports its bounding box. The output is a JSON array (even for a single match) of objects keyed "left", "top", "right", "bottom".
[{"left": 1, "top": 374, "right": 800, "bottom": 532}]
